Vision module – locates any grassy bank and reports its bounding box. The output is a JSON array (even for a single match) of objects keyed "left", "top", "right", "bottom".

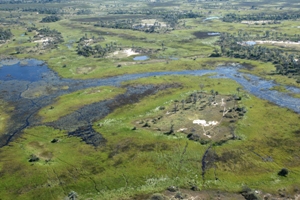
[
  {"left": 0, "top": 100, "right": 13, "bottom": 135},
  {"left": 38, "top": 86, "right": 126, "bottom": 123}
]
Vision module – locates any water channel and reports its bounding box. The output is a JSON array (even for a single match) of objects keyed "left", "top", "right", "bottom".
[{"left": 0, "top": 59, "right": 299, "bottom": 146}]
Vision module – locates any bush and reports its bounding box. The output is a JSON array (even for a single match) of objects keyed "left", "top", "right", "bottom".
[
  {"left": 149, "top": 193, "right": 167, "bottom": 200},
  {"left": 278, "top": 168, "right": 288, "bottom": 176},
  {"left": 41, "top": 16, "right": 60, "bottom": 23}
]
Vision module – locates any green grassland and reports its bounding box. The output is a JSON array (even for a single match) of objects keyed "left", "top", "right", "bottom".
[
  {"left": 1, "top": 0, "right": 300, "bottom": 79},
  {"left": 38, "top": 86, "right": 126, "bottom": 123},
  {"left": 1, "top": 12, "right": 299, "bottom": 86},
  {"left": 1, "top": 76, "right": 299, "bottom": 199},
  {"left": 1, "top": 0, "right": 300, "bottom": 199}
]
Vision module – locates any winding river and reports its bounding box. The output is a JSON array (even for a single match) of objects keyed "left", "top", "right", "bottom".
[{"left": 0, "top": 59, "right": 299, "bottom": 146}]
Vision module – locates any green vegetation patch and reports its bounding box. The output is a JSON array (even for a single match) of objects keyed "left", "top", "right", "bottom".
[
  {"left": 0, "top": 100, "right": 13, "bottom": 135},
  {"left": 1, "top": 0, "right": 300, "bottom": 199},
  {"left": 0, "top": 126, "right": 98, "bottom": 200},
  {"left": 38, "top": 86, "right": 126, "bottom": 123},
  {"left": 97, "top": 75, "right": 300, "bottom": 196},
  {"left": 0, "top": 75, "right": 300, "bottom": 199}
]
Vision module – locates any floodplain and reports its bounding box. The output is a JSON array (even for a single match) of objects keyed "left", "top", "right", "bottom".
[{"left": 0, "top": 0, "right": 300, "bottom": 199}]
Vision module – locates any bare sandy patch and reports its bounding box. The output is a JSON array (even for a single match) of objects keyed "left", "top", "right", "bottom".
[
  {"left": 76, "top": 66, "right": 95, "bottom": 74},
  {"left": 34, "top": 37, "right": 53, "bottom": 43},
  {"left": 241, "top": 20, "right": 275, "bottom": 25},
  {"left": 108, "top": 48, "right": 139, "bottom": 58},
  {"left": 255, "top": 40, "right": 300, "bottom": 45},
  {"left": 141, "top": 19, "right": 167, "bottom": 27}
]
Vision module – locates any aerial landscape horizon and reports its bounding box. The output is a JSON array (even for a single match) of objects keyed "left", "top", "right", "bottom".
[{"left": 0, "top": 0, "right": 300, "bottom": 199}]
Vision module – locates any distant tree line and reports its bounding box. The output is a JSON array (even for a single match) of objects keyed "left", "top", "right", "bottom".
[
  {"left": 22, "top": 7, "right": 60, "bottom": 14},
  {"left": 0, "top": 18, "right": 23, "bottom": 25},
  {"left": 218, "top": 33, "right": 300, "bottom": 81},
  {"left": 108, "top": 9, "right": 202, "bottom": 20},
  {"left": 223, "top": 12, "right": 300, "bottom": 22},
  {"left": 95, "top": 10, "right": 200, "bottom": 30},
  {"left": 22, "top": 7, "right": 62, "bottom": 14},
  {"left": 94, "top": 19, "right": 166, "bottom": 32},
  {"left": 76, "top": 9, "right": 93, "bottom": 15},
  {"left": 228, "top": 30, "right": 300, "bottom": 42},
  {"left": 41, "top": 15, "right": 60, "bottom": 23},
  {"left": 0, "top": 28, "right": 13, "bottom": 42},
  {"left": 0, "top": 0, "right": 68, "bottom": 4}
]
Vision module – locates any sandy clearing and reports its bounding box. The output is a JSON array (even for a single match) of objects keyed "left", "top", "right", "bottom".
[
  {"left": 109, "top": 48, "right": 139, "bottom": 58},
  {"left": 34, "top": 37, "right": 53, "bottom": 43},
  {"left": 255, "top": 40, "right": 300, "bottom": 45},
  {"left": 141, "top": 19, "right": 167, "bottom": 27},
  {"left": 241, "top": 20, "right": 274, "bottom": 24},
  {"left": 76, "top": 66, "right": 95, "bottom": 74},
  {"left": 193, "top": 119, "right": 218, "bottom": 127}
]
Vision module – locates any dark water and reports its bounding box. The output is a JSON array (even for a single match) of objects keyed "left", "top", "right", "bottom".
[
  {"left": 0, "top": 59, "right": 299, "bottom": 146},
  {"left": 0, "top": 59, "right": 48, "bottom": 82},
  {"left": 0, "top": 60, "right": 299, "bottom": 113}
]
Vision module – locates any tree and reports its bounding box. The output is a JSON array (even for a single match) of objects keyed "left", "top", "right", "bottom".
[
  {"left": 68, "top": 191, "right": 78, "bottom": 200},
  {"left": 199, "top": 83, "right": 204, "bottom": 92},
  {"left": 236, "top": 87, "right": 242, "bottom": 96}
]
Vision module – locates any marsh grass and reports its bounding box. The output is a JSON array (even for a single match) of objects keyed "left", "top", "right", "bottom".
[
  {"left": 0, "top": 100, "right": 13, "bottom": 135},
  {"left": 38, "top": 86, "right": 126, "bottom": 123},
  {"left": 2, "top": 14, "right": 299, "bottom": 86},
  {"left": 1, "top": 1, "right": 300, "bottom": 199},
  {"left": 0, "top": 63, "right": 300, "bottom": 200}
]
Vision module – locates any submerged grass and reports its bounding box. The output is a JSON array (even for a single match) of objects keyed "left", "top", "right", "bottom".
[{"left": 38, "top": 86, "right": 126, "bottom": 123}]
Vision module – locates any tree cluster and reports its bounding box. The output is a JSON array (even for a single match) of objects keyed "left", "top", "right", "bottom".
[
  {"left": 109, "top": 9, "right": 201, "bottom": 20},
  {"left": 95, "top": 19, "right": 165, "bottom": 33},
  {"left": 0, "top": 0, "right": 68, "bottom": 3},
  {"left": 41, "top": 15, "right": 61, "bottom": 23},
  {"left": 218, "top": 33, "right": 300, "bottom": 81},
  {"left": 37, "top": 27, "right": 63, "bottom": 41},
  {"left": 32, "top": 27, "right": 64, "bottom": 49},
  {"left": 0, "top": 28, "right": 13, "bottom": 42},
  {"left": 95, "top": 19, "right": 133, "bottom": 29},
  {"left": 76, "top": 9, "right": 93, "bottom": 15},
  {"left": 76, "top": 36, "right": 114, "bottom": 57},
  {"left": 22, "top": 7, "right": 62, "bottom": 14},
  {"left": 223, "top": 12, "right": 300, "bottom": 22},
  {"left": 94, "top": 10, "right": 200, "bottom": 31}
]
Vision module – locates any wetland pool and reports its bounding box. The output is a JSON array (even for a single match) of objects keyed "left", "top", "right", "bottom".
[{"left": 133, "top": 55, "right": 149, "bottom": 61}]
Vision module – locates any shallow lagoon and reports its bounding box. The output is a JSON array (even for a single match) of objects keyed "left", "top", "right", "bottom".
[{"left": 133, "top": 55, "right": 149, "bottom": 61}]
